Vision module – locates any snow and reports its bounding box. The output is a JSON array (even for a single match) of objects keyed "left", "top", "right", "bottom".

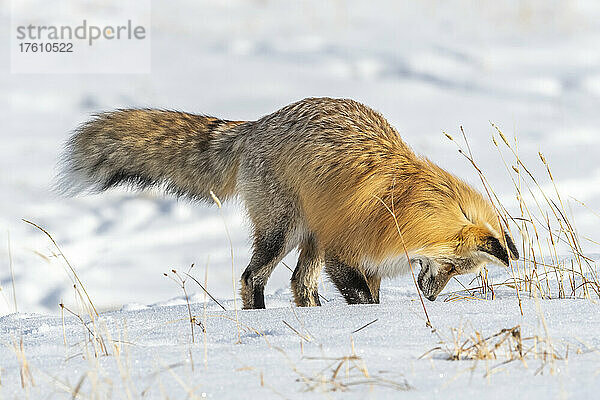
[
  {"left": 1, "top": 289, "right": 599, "bottom": 399},
  {"left": 1, "top": 0, "right": 600, "bottom": 398}
]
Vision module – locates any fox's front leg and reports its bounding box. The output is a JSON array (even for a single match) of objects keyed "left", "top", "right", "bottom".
[{"left": 325, "top": 256, "right": 379, "bottom": 304}]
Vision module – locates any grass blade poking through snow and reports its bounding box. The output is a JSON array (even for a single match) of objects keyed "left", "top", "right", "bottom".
[
  {"left": 210, "top": 190, "right": 242, "bottom": 343},
  {"left": 23, "top": 219, "right": 98, "bottom": 317}
]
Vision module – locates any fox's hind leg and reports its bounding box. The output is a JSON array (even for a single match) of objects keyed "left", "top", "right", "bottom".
[
  {"left": 240, "top": 227, "right": 291, "bottom": 309},
  {"left": 238, "top": 162, "right": 305, "bottom": 309},
  {"left": 325, "top": 256, "right": 378, "bottom": 304},
  {"left": 291, "top": 234, "right": 323, "bottom": 307},
  {"left": 239, "top": 178, "right": 301, "bottom": 309}
]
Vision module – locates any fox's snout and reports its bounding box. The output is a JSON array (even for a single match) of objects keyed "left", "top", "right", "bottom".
[{"left": 417, "top": 259, "right": 453, "bottom": 302}]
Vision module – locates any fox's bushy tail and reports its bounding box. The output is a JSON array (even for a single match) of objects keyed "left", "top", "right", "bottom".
[{"left": 58, "top": 109, "right": 247, "bottom": 201}]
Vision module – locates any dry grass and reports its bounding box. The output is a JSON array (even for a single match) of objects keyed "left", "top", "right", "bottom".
[
  {"left": 20, "top": 220, "right": 201, "bottom": 398},
  {"left": 294, "top": 338, "right": 411, "bottom": 392},
  {"left": 164, "top": 265, "right": 206, "bottom": 344},
  {"left": 421, "top": 320, "right": 568, "bottom": 377},
  {"left": 7, "top": 232, "right": 18, "bottom": 314},
  {"left": 210, "top": 190, "right": 242, "bottom": 343},
  {"left": 444, "top": 124, "right": 600, "bottom": 302},
  {"left": 412, "top": 126, "right": 600, "bottom": 381},
  {"left": 23, "top": 219, "right": 99, "bottom": 317},
  {"left": 12, "top": 337, "right": 35, "bottom": 390}
]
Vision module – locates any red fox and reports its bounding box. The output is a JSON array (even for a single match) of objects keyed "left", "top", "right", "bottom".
[{"left": 60, "top": 97, "right": 519, "bottom": 309}]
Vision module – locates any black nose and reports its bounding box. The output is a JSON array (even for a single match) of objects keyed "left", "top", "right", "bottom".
[{"left": 426, "top": 294, "right": 437, "bottom": 301}]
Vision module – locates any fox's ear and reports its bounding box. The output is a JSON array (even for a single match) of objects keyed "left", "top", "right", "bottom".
[
  {"left": 459, "top": 225, "right": 519, "bottom": 265},
  {"left": 502, "top": 230, "right": 519, "bottom": 261},
  {"left": 477, "top": 236, "right": 510, "bottom": 266},
  {"left": 477, "top": 231, "right": 519, "bottom": 266}
]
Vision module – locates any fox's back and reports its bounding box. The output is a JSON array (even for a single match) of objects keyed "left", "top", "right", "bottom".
[
  {"left": 245, "top": 97, "right": 407, "bottom": 156},
  {"left": 240, "top": 98, "right": 412, "bottom": 192}
]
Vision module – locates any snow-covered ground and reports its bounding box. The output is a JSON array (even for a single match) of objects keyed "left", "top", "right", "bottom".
[
  {"left": 1, "top": 0, "right": 600, "bottom": 398},
  {"left": 1, "top": 288, "right": 599, "bottom": 399}
]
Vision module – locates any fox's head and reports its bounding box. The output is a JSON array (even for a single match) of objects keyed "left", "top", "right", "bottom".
[
  {"left": 416, "top": 225, "right": 519, "bottom": 301},
  {"left": 403, "top": 178, "right": 520, "bottom": 301}
]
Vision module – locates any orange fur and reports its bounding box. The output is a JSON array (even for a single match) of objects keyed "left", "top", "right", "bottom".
[{"left": 273, "top": 105, "right": 502, "bottom": 267}]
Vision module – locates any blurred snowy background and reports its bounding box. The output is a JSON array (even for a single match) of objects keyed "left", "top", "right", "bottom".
[{"left": 2, "top": 0, "right": 600, "bottom": 315}]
